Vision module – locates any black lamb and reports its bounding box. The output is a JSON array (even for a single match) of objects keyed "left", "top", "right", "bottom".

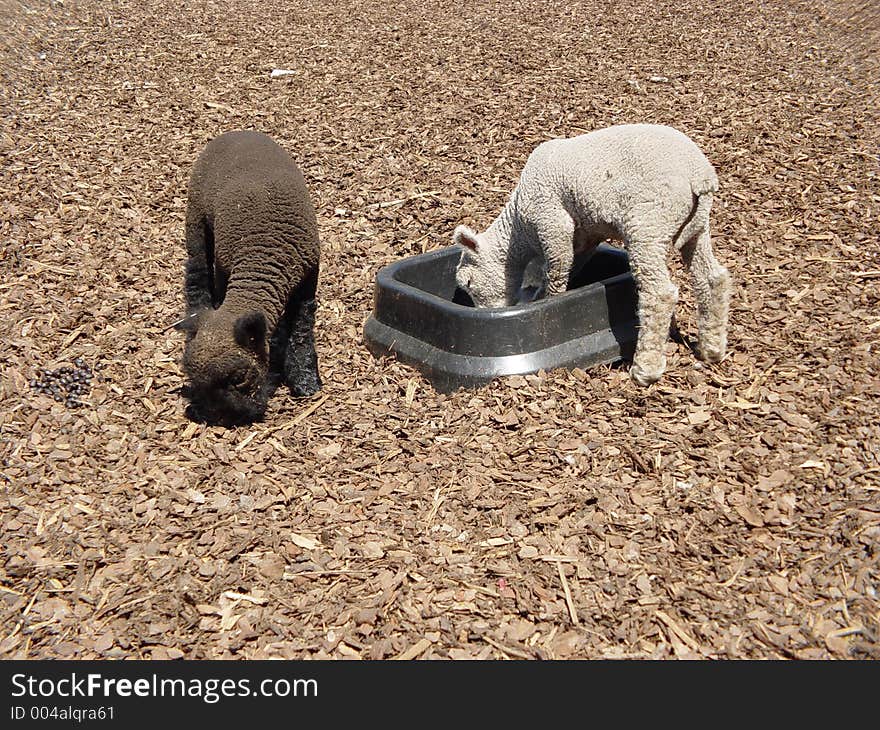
[{"left": 179, "top": 130, "right": 322, "bottom": 426}]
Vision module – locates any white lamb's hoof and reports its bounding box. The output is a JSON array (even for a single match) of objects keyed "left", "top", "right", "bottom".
[
  {"left": 699, "top": 336, "right": 727, "bottom": 363},
  {"left": 700, "top": 347, "right": 725, "bottom": 364},
  {"left": 630, "top": 362, "right": 663, "bottom": 386}
]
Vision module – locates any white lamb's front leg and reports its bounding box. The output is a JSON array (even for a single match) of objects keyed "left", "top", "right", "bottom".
[{"left": 534, "top": 208, "right": 575, "bottom": 298}]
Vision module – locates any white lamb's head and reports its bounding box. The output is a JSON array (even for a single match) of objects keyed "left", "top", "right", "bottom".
[{"left": 453, "top": 225, "right": 511, "bottom": 308}]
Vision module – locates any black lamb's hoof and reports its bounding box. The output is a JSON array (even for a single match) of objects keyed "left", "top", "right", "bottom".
[{"left": 288, "top": 370, "right": 322, "bottom": 398}]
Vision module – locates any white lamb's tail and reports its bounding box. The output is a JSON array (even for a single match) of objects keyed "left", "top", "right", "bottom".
[{"left": 673, "top": 179, "right": 716, "bottom": 251}]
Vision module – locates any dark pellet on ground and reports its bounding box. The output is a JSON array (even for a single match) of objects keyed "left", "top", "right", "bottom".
[{"left": 30, "top": 359, "right": 95, "bottom": 408}]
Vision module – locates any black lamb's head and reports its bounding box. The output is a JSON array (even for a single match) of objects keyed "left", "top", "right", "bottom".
[{"left": 181, "top": 310, "right": 272, "bottom": 427}]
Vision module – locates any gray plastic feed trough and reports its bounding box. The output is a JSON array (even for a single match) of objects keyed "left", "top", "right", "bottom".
[{"left": 363, "top": 243, "right": 638, "bottom": 392}]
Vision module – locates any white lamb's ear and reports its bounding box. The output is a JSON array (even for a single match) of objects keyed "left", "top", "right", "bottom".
[{"left": 453, "top": 225, "right": 479, "bottom": 252}]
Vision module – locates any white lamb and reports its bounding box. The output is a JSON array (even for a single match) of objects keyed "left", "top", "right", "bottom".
[{"left": 454, "top": 123, "right": 731, "bottom": 385}]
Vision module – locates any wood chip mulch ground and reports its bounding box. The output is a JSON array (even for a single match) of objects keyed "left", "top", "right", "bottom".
[{"left": 1, "top": 0, "right": 878, "bottom": 659}]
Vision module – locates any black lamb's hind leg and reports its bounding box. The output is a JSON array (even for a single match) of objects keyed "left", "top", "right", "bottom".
[
  {"left": 283, "top": 271, "right": 322, "bottom": 398},
  {"left": 184, "top": 216, "right": 214, "bottom": 317}
]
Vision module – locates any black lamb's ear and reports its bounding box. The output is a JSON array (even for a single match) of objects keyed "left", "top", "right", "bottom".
[
  {"left": 234, "top": 311, "right": 267, "bottom": 354},
  {"left": 174, "top": 311, "right": 203, "bottom": 334}
]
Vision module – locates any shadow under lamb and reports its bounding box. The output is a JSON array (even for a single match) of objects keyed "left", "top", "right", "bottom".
[{"left": 454, "top": 123, "right": 732, "bottom": 385}]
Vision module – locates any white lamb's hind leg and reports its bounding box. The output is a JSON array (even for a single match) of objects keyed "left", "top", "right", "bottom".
[
  {"left": 681, "top": 228, "right": 731, "bottom": 362},
  {"left": 535, "top": 209, "right": 575, "bottom": 298},
  {"left": 627, "top": 240, "right": 679, "bottom": 386}
]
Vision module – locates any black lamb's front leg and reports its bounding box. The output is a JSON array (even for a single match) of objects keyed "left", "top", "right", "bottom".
[
  {"left": 184, "top": 216, "right": 214, "bottom": 316},
  {"left": 283, "top": 272, "right": 322, "bottom": 398}
]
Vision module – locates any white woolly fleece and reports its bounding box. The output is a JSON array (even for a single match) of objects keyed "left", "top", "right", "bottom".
[{"left": 454, "top": 123, "right": 731, "bottom": 384}]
